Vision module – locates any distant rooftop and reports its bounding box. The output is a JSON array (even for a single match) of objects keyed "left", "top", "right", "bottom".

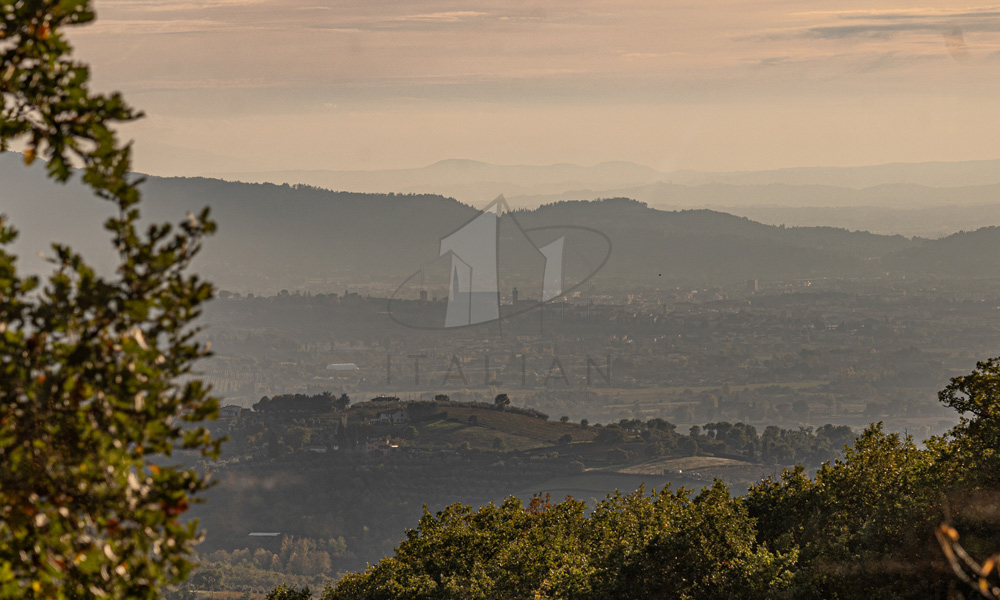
[{"left": 326, "top": 363, "right": 360, "bottom": 371}]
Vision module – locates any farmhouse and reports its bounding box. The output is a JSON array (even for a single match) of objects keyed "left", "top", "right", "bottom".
[{"left": 374, "top": 409, "right": 410, "bottom": 425}]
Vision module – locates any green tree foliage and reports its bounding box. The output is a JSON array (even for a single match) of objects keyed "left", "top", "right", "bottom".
[
  {"left": 678, "top": 435, "right": 699, "bottom": 457},
  {"left": 606, "top": 448, "right": 629, "bottom": 463},
  {"left": 324, "top": 486, "right": 795, "bottom": 600},
  {"left": 284, "top": 426, "right": 312, "bottom": 451},
  {"left": 266, "top": 584, "right": 313, "bottom": 600},
  {"left": 746, "top": 425, "right": 939, "bottom": 598},
  {"left": 1, "top": 0, "right": 132, "bottom": 179},
  {"left": 594, "top": 424, "right": 625, "bottom": 444},
  {"left": 937, "top": 357, "right": 1000, "bottom": 487},
  {"left": 0, "top": 1, "right": 219, "bottom": 598},
  {"left": 939, "top": 357, "right": 1000, "bottom": 421}
]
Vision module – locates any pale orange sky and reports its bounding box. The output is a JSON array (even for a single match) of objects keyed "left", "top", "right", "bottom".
[{"left": 68, "top": 1, "right": 1000, "bottom": 176}]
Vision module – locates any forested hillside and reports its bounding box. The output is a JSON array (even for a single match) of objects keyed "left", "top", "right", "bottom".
[
  {"left": 177, "top": 394, "right": 859, "bottom": 595},
  {"left": 10, "top": 155, "right": 1000, "bottom": 294}
]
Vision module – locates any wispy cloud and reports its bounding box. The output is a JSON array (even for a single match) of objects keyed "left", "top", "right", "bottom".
[
  {"left": 75, "top": 18, "right": 229, "bottom": 35},
  {"left": 757, "top": 56, "right": 790, "bottom": 66},
  {"left": 124, "top": 77, "right": 283, "bottom": 91},
  {"left": 804, "top": 21, "right": 1000, "bottom": 40},
  {"left": 780, "top": 5, "right": 1000, "bottom": 40},
  {"left": 620, "top": 52, "right": 666, "bottom": 59},
  {"left": 391, "top": 11, "right": 489, "bottom": 23},
  {"left": 797, "top": 7, "right": 1000, "bottom": 20},
  {"left": 100, "top": 0, "right": 272, "bottom": 8},
  {"left": 97, "top": 0, "right": 272, "bottom": 12}
]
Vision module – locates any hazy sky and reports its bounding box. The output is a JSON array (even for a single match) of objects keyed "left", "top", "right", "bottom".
[{"left": 69, "top": 1, "right": 1000, "bottom": 175}]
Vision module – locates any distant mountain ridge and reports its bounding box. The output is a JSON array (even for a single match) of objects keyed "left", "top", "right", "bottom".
[
  {"left": 3, "top": 154, "right": 1000, "bottom": 294},
  {"left": 206, "top": 158, "right": 1000, "bottom": 238},
  {"left": 668, "top": 158, "right": 1000, "bottom": 188},
  {"left": 508, "top": 181, "right": 1000, "bottom": 237},
  {"left": 208, "top": 157, "right": 1000, "bottom": 203},
  {"left": 210, "top": 159, "right": 668, "bottom": 203},
  {"left": 509, "top": 181, "right": 1000, "bottom": 210}
]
